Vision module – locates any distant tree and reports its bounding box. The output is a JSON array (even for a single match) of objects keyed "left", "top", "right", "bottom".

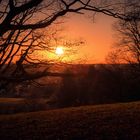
[
  {"left": 76, "top": 65, "right": 96, "bottom": 104},
  {"left": 55, "top": 69, "right": 78, "bottom": 107}
]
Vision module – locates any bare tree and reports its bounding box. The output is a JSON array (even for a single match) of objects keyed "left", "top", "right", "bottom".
[
  {"left": 106, "top": 0, "right": 140, "bottom": 78},
  {"left": 0, "top": 0, "right": 132, "bottom": 36},
  {"left": 0, "top": 0, "right": 136, "bottom": 83}
]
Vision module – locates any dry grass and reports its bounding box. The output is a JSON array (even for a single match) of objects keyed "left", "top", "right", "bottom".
[{"left": 0, "top": 101, "right": 140, "bottom": 139}]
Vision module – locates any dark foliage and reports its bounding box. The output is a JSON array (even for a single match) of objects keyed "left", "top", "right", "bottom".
[{"left": 53, "top": 64, "right": 140, "bottom": 107}]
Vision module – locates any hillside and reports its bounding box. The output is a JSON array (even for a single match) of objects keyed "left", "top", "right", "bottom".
[{"left": 0, "top": 101, "right": 140, "bottom": 140}]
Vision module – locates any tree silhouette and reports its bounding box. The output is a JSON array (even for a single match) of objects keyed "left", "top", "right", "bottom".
[
  {"left": 106, "top": 0, "right": 140, "bottom": 77},
  {"left": 0, "top": 0, "right": 137, "bottom": 84}
]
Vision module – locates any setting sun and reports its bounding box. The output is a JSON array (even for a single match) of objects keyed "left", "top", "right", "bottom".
[{"left": 55, "top": 47, "right": 64, "bottom": 55}]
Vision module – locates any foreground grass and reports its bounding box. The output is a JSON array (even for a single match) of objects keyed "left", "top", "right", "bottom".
[{"left": 0, "top": 101, "right": 140, "bottom": 140}]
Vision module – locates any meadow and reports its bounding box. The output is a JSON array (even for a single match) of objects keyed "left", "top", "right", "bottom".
[{"left": 0, "top": 101, "right": 140, "bottom": 139}]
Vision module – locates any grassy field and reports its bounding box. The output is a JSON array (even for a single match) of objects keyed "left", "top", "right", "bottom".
[{"left": 0, "top": 101, "right": 140, "bottom": 139}]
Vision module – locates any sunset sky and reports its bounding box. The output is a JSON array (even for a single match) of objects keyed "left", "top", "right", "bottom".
[{"left": 63, "top": 12, "right": 117, "bottom": 63}]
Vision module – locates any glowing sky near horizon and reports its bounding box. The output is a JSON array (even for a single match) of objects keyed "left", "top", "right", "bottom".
[{"left": 63, "top": 12, "right": 117, "bottom": 63}]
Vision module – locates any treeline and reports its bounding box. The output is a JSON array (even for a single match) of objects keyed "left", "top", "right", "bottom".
[
  {"left": 1, "top": 64, "right": 140, "bottom": 109},
  {"left": 52, "top": 64, "right": 140, "bottom": 107}
]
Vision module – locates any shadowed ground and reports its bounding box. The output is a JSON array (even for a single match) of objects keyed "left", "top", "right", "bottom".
[{"left": 0, "top": 101, "right": 140, "bottom": 140}]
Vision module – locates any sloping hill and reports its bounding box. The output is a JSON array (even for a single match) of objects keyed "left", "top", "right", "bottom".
[{"left": 0, "top": 101, "right": 140, "bottom": 140}]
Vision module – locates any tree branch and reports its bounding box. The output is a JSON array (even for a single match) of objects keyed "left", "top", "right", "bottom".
[{"left": 9, "top": 0, "right": 14, "bottom": 10}]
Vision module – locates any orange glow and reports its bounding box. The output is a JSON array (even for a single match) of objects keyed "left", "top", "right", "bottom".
[
  {"left": 55, "top": 46, "right": 64, "bottom": 55},
  {"left": 18, "top": 14, "right": 116, "bottom": 64},
  {"left": 63, "top": 13, "right": 117, "bottom": 63}
]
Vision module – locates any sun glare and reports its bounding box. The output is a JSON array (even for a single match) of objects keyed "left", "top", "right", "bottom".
[{"left": 55, "top": 46, "right": 64, "bottom": 55}]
